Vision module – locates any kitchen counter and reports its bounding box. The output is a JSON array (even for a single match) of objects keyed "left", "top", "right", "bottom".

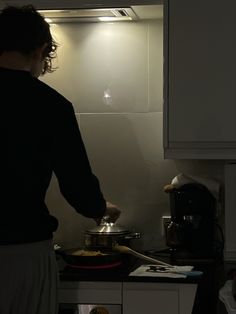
[
  {"left": 58, "top": 253, "right": 200, "bottom": 314},
  {"left": 58, "top": 254, "right": 202, "bottom": 284},
  {"left": 57, "top": 251, "right": 223, "bottom": 314}
]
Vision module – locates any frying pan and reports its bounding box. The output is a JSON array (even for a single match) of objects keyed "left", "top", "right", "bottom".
[
  {"left": 56, "top": 247, "right": 123, "bottom": 268},
  {"left": 56, "top": 244, "right": 173, "bottom": 269}
]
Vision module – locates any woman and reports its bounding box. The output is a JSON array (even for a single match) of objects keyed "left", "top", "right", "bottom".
[{"left": 0, "top": 5, "right": 120, "bottom": 314}]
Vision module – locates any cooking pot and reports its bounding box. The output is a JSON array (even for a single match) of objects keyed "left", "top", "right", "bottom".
[
  {"left": 84, "top": 220, "right": 141, "bottom": 249},
  {"left": 55, "top": 220, "right": 141, "bottom": 268}
]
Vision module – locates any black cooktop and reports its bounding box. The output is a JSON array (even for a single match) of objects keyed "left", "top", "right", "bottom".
[
  {"left": 58, "top": 251, "right": 205, "bottom": 283},
  {"left": 58, "top": 254, "right": 140, "bottom": 282}
]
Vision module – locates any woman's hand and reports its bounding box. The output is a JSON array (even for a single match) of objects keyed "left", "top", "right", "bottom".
[{"left": 94, "top": 201, "right": 121, "bottom": 225}]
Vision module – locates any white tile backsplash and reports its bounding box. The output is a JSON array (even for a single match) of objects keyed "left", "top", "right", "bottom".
[
  {"left": 43, "top": 18, "right": 225, "bottom": 251},
  {"left": 77, "top": 112, "right": 172, "bottom": 250},
  {"left": 46, "top": 110, "right": 225, "bottom": 250},
  {"left": 148, "top": 19, "right": 163, "bottom": 112},
  {"left": 41, "top": 20, "right": 163, "bottom": 114}
]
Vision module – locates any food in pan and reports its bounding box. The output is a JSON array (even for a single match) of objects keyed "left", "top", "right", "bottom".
[{"left": 71, "top": 249, "right": 107, "bottom": 256}]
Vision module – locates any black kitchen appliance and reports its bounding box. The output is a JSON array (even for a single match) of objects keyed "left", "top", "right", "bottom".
[{"left": 166, "top": 183, "right": 217, "bottom": 258}]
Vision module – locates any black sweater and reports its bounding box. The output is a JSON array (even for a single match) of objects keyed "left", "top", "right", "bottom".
[{"left": 0, "top": 67, "right": 106, "bottom": 244}]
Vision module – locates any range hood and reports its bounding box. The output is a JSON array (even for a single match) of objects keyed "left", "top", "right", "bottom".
[{"left": 38, "top": 7, "right": 138, "bottom": 23}]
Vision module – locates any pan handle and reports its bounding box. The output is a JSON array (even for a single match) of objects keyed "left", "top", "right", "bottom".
[
  {"left": 124, "top": 232, "right": 141, "bottom": 240},
  {"left": 113, "top": 244, "right": 173, "bottom": 267}
]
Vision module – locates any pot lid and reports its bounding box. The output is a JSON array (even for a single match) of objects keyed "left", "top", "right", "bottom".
[{"left": 86, "top": 222, "right": 129, "bottom": 235}]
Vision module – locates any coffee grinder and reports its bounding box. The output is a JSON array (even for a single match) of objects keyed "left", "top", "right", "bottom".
[{"left": 165, "top": 183, "right": 217, "bottom": 258}]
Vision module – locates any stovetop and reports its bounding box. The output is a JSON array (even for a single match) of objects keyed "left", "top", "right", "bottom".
[
  {"left": 58, "top": 254, "right": 140, "bottom": 282},
  {"left": 57, "top": 249, "right": 208, "bottom": 283}
]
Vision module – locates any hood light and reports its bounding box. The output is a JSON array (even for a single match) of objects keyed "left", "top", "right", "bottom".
[
  {"left": 98, "top": 16, "right": 132, "bottom": 22},
  {"left": 39, "top": 8, "right": 137, "bottom": 23},
  {"left": 45, "top": 17, "right": 53, "bottom": 23}
]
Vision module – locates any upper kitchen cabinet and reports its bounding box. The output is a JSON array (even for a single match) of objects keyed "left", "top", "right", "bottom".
[{"left": 164, "top": 0, "right": 236, "bottom": 159}]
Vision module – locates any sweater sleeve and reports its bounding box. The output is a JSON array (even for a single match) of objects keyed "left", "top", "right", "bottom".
[{"left": 51, "top": 102, "right": 106, "bottom": 218}]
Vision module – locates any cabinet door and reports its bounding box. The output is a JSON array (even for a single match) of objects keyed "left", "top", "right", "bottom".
[
  {"left": 164, "top": 0, "right": 236, "bottom": 159},
  {"left": 59, "top": 281, "right": 122, "bottom": 304},
  {"left": 123, "top": 282, "right": 179, "bottom": 314}
]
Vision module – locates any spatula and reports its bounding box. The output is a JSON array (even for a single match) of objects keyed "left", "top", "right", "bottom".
[{"left": 113, "top": 244, "right": 173, "bottom": 267}]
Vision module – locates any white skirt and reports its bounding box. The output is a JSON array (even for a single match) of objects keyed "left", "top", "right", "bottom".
[{"left": 0, "top": 240, "right": 58, "bottom": 314}]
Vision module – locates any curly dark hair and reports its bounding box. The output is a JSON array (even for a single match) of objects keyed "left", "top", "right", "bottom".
[{"left": 0, "top": 4, "right": 58, "bottom": 74}]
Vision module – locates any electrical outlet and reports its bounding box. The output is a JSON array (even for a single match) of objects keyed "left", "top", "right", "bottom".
[{"left": 161, "top": 215, "right": 171, "bottom": 237}]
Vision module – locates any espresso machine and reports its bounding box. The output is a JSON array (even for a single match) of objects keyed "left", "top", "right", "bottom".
[{"left": 165, "top": 183, "right": 217, "bottom": 258}]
